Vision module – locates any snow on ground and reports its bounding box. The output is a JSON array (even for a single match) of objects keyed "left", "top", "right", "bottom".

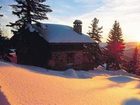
[{"left": 0, "top": 61, "right": 140, "bottom": 105}]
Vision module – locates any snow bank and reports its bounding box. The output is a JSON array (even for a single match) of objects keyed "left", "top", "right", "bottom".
[
  {"left": 92, "top": 69, "right": 130, "bottom": 76},
  {"left": 63, "top": 69, "right": 94, "bottom": 78},
  {"left": 63, "top": 69, "right": 78, "bottom": 78},
  {"left": 108, "top": 75, "right": 138, "bottom": 83},
  {"left": 1, "top": 61, "right": 140, "bottom": 105},
  {"left": 94, "top": 65, "right": 105, "bottom": 70}
]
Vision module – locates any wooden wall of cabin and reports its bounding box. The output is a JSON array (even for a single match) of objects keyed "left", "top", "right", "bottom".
[{"left": 48, "top": 50, "right": 95, "bottom": 70}]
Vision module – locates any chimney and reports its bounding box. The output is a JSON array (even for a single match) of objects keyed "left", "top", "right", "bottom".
[{"left": 73, "top": 20, "right": 82, "bottom": 34}]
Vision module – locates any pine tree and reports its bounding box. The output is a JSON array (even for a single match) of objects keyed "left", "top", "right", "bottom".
[
  {"left": 0, "top": 7, "right": 10, "bottom": 61},
  {"left": 0, "top": 31, "right": 1, "bottom": 38},
  {"left": 8, "top": 1, "right": 52, "bottom": 66},
  {"left": 0, "top": 5, "right": 3, "bottom": 41},
  {"left": 84, "top": 18, "right": 103, "bottom": 67},
  {"left": 0, "top": 6, "right": 3, "bottom": 35},
  {"left": 8, "top": 0, "right": 52, "bottom": 29},
  {"left": 106, "top": 21, "right": 125, "bottom": 70},
  {"left": 0, "top": 6, "right": 3, "bottom": 17},
  {"left": 0, "top": 28, "right": 2, "bottom": 39},
  {"left": 83, "top": 43, "right": 103, "bottom": 68},
  {"left": 0, "top": 6, "right": 3, "bottom": 39},
  {"left": 129, "top": 46, "right": 140, "bottom": 75},
  {"left": 127, "top": 47, "right": 138, "bottom": 73},
  {"left": 88, "top": 18, "right": 103, "bottom": 43}
]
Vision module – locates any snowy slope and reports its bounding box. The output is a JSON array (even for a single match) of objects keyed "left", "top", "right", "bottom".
[
  {"left": 39, "top": 24, "right": 94, "bottom": 43},
  {"left": 0, "top": 61, "right": 140, "bottom": 105}
]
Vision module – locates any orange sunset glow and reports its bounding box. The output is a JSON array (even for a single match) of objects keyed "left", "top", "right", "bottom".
[{"left": 1, "top": 0, "right": 140, "bottom": 105}]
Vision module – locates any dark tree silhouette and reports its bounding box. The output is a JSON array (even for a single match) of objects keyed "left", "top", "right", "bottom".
[
  {"left": 88, "top": 18, "right": 103, "bottom": 43},
  {"left": 0, "top": 6, "right": 3, "bottom": 17},
  {"left": 10, "top": 27, "right": 51, "bottom": 67},
  {"left": 128, "top": 46, "right": 140, "bottom": 75},
  {"left": 85, "top": 18, "right": 103, "bottom": 67},
  {"left": 8, "top": 0, "right": 52, "bottom": 29},
  {"left": 83, "top": 43, "right": 103, "bottom": 68},
  {"left": 106, "top": 21, "right": 125, "bottom": 70},
  {"left": 0, "top": 32, "right": 11, "bottom": 62},
  {"left": 127, "top": 47, "right": 138, "bottom": 73},
  {"left": 7, "top": 1, "right": 52, "bottom": 67}
]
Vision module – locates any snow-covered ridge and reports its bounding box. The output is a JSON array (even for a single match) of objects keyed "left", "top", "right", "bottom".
[{"left": 0, "top": 61, "right": 135, "bottom": 79}]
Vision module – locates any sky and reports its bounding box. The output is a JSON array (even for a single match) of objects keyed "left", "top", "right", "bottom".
[{"left": 0, "top": 0, "right": 140, "bottom": 42}]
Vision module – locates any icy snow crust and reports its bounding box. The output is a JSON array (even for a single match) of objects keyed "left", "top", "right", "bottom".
[
  {"left": 0, "top": 61, "right": 140, "bottom": 105},
  {"left": 43, "top": 24, "right": 94, "bottom": 43}
]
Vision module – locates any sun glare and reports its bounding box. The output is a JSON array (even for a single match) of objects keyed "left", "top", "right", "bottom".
[
  {"left": 127, "top": 34, "right": 140, "bottom": 42},
  {"left": 136, "top": 42, "right": 140, "bottom": 48}
]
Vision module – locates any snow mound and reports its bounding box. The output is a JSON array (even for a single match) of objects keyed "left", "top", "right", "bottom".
[
  {"left": 94, "top": 65, "right": 105, "bottom": 70},
  {"left": 92, "top": 69, "right": 130, "bottom": 76},
  {"left": 63, "top": 69, "right": 78, "bottom": 78},
  {"left": 113, "top": 69, "right": 129, "bottom": 75},
  {"left": 0, "top": 61, "right": 133, "bottom": 79},
  {"left": 63, "top": 69, "right": 94, "bottom": 78},
  {"left": 108, "top": 75, "right": 139, "bottom": 83},
  {"left": 77, "top": 70, "right": 94, "bottom": 78},
  {"left": 1, "top": 61, "right": 140, "bottom": 105}
]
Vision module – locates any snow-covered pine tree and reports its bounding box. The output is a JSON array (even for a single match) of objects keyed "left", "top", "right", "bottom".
[
  {"left": 88, "top": 18, "right": 103, "bottom": 43},
  {"left": 8, "top": 0, "right": 52, "bottom": 29},
  {"left": 106, "top": 21, "right": 125, "bottom": 70}
]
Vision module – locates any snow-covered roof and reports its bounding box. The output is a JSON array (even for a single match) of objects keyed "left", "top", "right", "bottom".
[{"left": 39, "top": 24, "right": 95, "bottom": 43}]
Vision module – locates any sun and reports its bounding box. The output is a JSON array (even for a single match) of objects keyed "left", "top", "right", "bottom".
[{"left": 136, "top": 42, "right": 140, "bottom": 48}]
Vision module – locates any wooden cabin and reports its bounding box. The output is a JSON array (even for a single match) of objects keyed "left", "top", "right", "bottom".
[
  {"left": 39, "top": 20, "right": 96, "bottom": 70},
  {"left": 11, "top": 20, "right": 96, "bottom": 70}
]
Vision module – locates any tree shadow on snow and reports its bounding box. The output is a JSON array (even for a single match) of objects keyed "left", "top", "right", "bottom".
[
  {"left": 108, "top": 75, "right": 135, "bottom": 83},
  {"left": 0, "top": 87, "right": 11, "bottom": 105},
  {"left": 123, "top": 98, "right": 140, "bottom": 105}
]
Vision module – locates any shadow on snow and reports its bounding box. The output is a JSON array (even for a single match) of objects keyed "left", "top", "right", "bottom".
[{"left": 123, "top": 98, "right": 140, "bottom": 105}]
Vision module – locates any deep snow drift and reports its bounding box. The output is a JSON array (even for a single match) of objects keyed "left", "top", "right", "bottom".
[{"left": 0, "top": 61, "right": 140, "bottom": 105}]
